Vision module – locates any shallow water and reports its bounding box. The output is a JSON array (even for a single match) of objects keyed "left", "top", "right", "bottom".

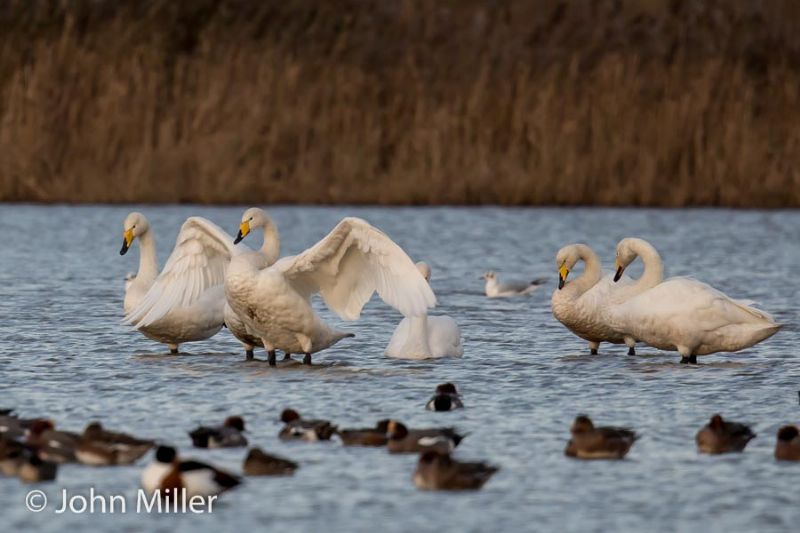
[{"left": 0, "top": 205, "right": 798, "bottom": 533}]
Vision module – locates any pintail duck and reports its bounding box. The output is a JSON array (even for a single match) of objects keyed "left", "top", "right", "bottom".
[
  {"left": 141, "top": 445, "right": 241, "bottom": 498},
  {"left": 189, "top": 416, "right": 248, "bottom": 448},
  {"left": 564, "top": 415, "right": 638, "bottom": 460},
  {"left": 696, "top": 414, "right": 755, "bottom": 454},
  {"left": 425, "top": 383, "right": 464, "bottom": 412},
  {"left": 414, "top": 450, "right": 498, "bottom": 491},
  {"left": 775, "top": 426, "right": 800, "bottom": 461},
  {"left": 386, "top": 420, "right": 465, "bottom": 454},
  {"left": 18, "top": 453, "right": 58, "bottom": 483},
  {"left": 278, "top": 409, "right": 336, "bottom": 442},
  {"left": 336, "top": 420, "right": 390, "bottom": 447},
  {"left": 75, "top": 422, "right": 155, "bottom": 466},
  {"left": 26, "top": 420, "right": 80, "bottom": 464},
  {"left": 242, "top": 448, "right": 299, "bottom": 476}
]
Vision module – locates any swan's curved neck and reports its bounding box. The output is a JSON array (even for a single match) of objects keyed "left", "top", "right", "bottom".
[
  {"left": 629, "top": 240, "right": 663, "bottom": 292},
  {"left": 567, "top": 244, "right": 602, "bottom": 296},
  {"left": 136, "top": 230, "right": 159, "bottom": 284},
  {"left": 260, "top": 221, "right": 280, "bottom": 265}
]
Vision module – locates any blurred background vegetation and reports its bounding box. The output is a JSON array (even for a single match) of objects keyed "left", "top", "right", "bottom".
[{"left": 1, "top": 0, "right": 799, "bottom": 206}]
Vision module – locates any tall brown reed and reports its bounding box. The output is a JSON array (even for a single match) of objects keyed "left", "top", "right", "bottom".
[{"left": 0, "top": 0, "right": 798, "bottom": 206}]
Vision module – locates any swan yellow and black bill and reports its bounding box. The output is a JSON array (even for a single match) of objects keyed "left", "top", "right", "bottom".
[
  {"left": 120, "top": 229, "right": 134, "bottom": 255},
  {"left": 558, "top": 264, "right": 569, "bottom": 290},
  {"left": 613, "top": 261, "right": 625, "bottom": 282},
  {"left": 234, "top": 220, "right": 250, "bottom": 244}
]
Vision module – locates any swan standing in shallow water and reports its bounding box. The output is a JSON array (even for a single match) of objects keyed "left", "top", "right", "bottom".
[
  {"left": 121, "top": 212, "right": 274, "bottom": 355},
  {"left": 385, "top": 262, "right": 463, "bottom": 359},
  {"left": 609, "top": 240, "right": 781, "bottom": 364},
  {"left": 551, "top": 240, "right": 663, "bottom": 355},
  {"left": 227, "top": 208, "right": 436, "bottom": 366}
]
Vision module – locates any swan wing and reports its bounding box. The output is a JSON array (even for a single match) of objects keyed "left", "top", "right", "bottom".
[
  {"left": 277, "top": 217, "right": 436, "bottom": 320},
  {"left": 125, "top": 217, "right": 244, "bottom": 328},
  {"left": 615, "top": 277, "right": 776, "bottom": 329}
]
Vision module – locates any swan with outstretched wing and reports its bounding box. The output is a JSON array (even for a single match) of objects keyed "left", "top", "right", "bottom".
[
  {"left": 121, "top": 213, "right": 275, "bottom": 355},
  {"left": 225, "top": 208, "right": 437, "bottom": 366}
]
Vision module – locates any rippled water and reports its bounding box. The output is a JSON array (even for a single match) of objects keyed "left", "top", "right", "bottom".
[{"left": 0, "top": 205, "right": 798, "bottom": 533}]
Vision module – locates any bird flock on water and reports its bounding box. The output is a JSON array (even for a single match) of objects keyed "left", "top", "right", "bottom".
[{"left": 0, "top": 208, "right": 790, "bottom": 497}]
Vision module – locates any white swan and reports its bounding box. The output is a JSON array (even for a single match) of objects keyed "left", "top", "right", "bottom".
[
  {"left": 551, "top": 240, "right": 663, "bottom": 355},
  {"left": 385, "top": 262, "right": 463, "bottom": 359},
  {"left": 608, "top": 239, "right": 782, "bottom": 364},
  {"left": 226, "top": 208, "right": 436, "bottom": 366},
  {"left": 121, "top": 212, "right": 274, "bottom": 356},
  {"left": 481, "top": 271, "right": 546, "bottom": 297}
]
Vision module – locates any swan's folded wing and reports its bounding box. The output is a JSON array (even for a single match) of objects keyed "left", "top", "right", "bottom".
[
  {"left": 278, "top": 217, "right": 436, "bottom": 320},
  {"left": 125, "top": 217, "right": 243, "bottom": 328}
]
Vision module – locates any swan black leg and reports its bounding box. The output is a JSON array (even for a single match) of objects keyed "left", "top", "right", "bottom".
[
  {"left": 245, "top": 349, "right": 254, "bottom": 360},
  {"left": 303, "top": 353, "right": 312, "bottom": 365},
  {"left": 170, "top": 348, "right": 179, "bottom": 355},
  {"left": 283, "top": 352, "right": 291, "bottom": 361},
  {"left": 680, "top": 355, "right": 698, "bottom": 364},
  {"left": 267, "top": 350, "right": 277, "bottom": 367},
  {"left": 590, "top": 348, "right": 598, "bottom": 355},
  {"left": 627, "top": 347, "right": 636, "bottom": 356}
]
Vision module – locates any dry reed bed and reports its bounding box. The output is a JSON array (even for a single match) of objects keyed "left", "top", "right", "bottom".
[{"left": 1, "top": 0, "right": 799, "bottom": 206}]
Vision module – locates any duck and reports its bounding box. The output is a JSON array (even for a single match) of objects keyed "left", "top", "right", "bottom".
[
  {"left": 0, "top": 411, "right": 35, "bottom": 441},
  {"left": 226, "top": 208, "right": 436, "bottom": 366},
  {"left": 189, "top": 416, "right": 248, "bottom": 449},
  {"left": 0, "top": 438, "right": 28, "bottom": 476},
  {"left": 552, "top": 241, "right": 664, "bottom": 356},
  {"left": 385, "top": 262, "right": 463, "bottom": 359},
  {"left": 425, "top": 383, "right": 464, "bottom": 412},
  {"left": 141, "top": 445, "right": 241, "bottom": 498},
  {"left": 75, "top": 422, "right": 154, "bottom": 466},
  {"left": 121, "top": 212, "right": 276, "bottom": 358},
  {"left": 482, "top": 271, "right": 546, "bottom": 298},
  {"left": 774, "top": 425, "right": 800, "bottom": 461},
  {"left": 336, "top": 420, "right": 390, "bottom": 447},
  {"left": 564, "top": 415, "right": 638, "bottom": 459},
  {"left": 242, "top": 448, "right": 299, "bottom": 476},
  {"left": 25, "top": 420, "right": 80, "bottom": 464},
  {"left": 18, "top": 453, "right": 57, "bottom": 483},
  {"left": 414, "top": 450, "right": 498, "bottom": 491},
  {"left": 610, "top": 239, "right": 781, "bottom": 364},
  {"left": 278, "top": 409, "right": 337, "bottom": 442},
  {"left": 695, "top": 414, "right": 755, "bottom": 454},
  {"left": 386, "top": 420, "right": 465, "bottom": 454}
]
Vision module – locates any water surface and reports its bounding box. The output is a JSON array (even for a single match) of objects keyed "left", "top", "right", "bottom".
[{"left": 0, "top": 205, "right": 797, "bottom": 532}]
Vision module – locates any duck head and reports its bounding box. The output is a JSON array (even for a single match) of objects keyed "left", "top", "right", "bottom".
[
  {"left": 571, "top": 415, "right": 595, "bottom": 434},
  {"left": 225, "top": 416, "right": 246, "bottom": 432},
  {"left": 280, "top": 409, "right": 301, "bottom": 424}
]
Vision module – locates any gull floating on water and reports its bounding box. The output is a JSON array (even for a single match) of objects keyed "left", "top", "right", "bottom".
[{"left": 481, "top": 271, "right": 546, "bottom": 298}]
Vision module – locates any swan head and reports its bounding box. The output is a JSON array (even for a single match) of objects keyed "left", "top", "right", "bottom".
[
  {"left": 555, "top": 244, "right": 582, "bottom": 290},
  {"left": 614, "top": 237, "right": 648, "bottom": 282},
  {"left": 120, "top": 212, "right": 150, "bottom": 255},
  {"left": 235, "top": 207, "right": 269, "bottom": 244},
  {"left": 416, "top": 262, "right": 432, "bottom": 282}
]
